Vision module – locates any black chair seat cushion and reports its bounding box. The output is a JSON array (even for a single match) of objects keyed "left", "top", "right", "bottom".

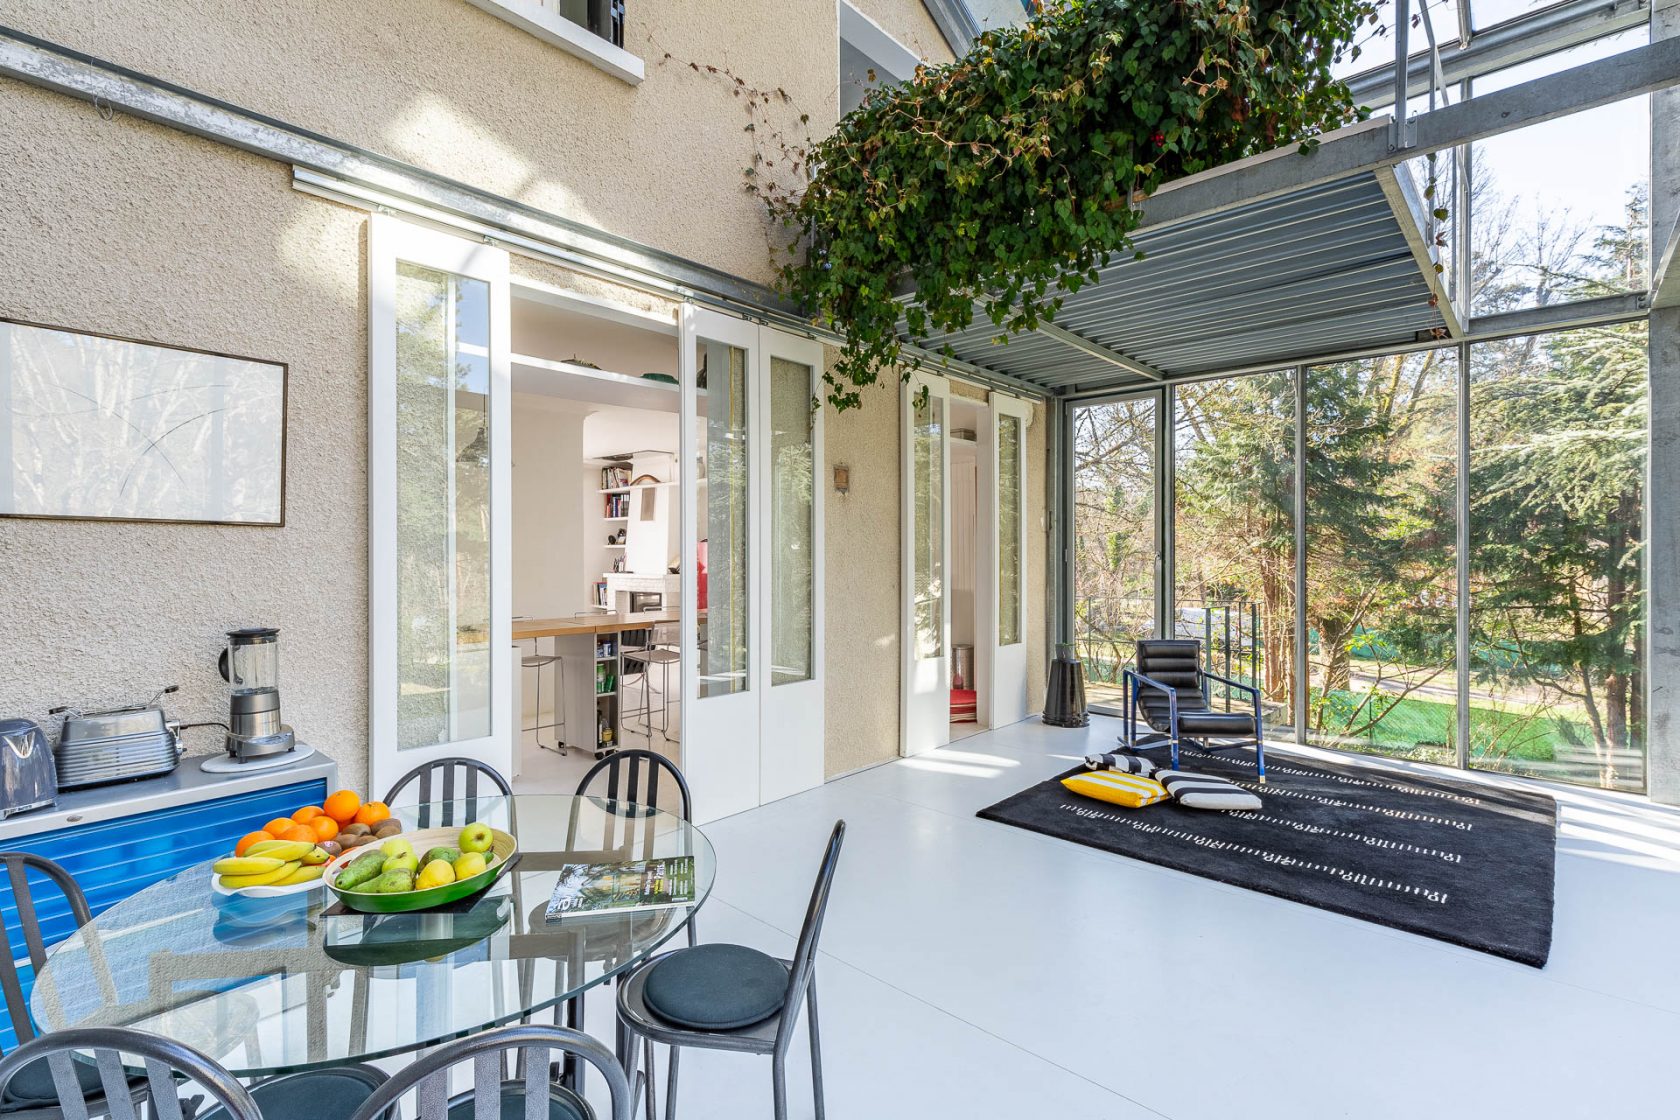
[
  {"left": 1, "top": 1052, "right": 139, "bottom": 1109},
  {"left": 447, "top": 1083, "right": 589, "bottom": 1120},
  {"left": 197, "top": 1068, "right": 384, "bottom": 1120},
  {"left": 641, "top": 943, "right": 788, "bottom": 1030}
]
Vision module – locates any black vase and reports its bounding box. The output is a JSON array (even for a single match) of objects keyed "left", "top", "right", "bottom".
[{"left": 1042, "top": 642, "right": 1089, "bottom": 728}]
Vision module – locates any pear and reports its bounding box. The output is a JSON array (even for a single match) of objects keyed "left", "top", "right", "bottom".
[{"left": 417, "top": 859, "right": 456, "bottom": 890}]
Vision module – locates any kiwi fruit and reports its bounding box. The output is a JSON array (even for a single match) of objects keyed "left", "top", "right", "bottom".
[
  {"left": 374, "top": 819, "right": 403, "bottom": 838},
  {"left": 340, "top": 822, "right": 372, "bottom": 838}
]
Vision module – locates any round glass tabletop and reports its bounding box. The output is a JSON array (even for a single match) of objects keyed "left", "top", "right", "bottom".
[{"left": 28, "top": 795, "right": 713, "bottom": 1076}]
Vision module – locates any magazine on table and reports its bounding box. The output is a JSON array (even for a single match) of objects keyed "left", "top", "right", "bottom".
[{"left": 544, "top": 855, "right": 697, "bottom": 921}]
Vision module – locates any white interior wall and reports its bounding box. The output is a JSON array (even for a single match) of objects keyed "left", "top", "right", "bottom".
[{"left": 583, "top": 406, "right": 682, "bottom": 593}]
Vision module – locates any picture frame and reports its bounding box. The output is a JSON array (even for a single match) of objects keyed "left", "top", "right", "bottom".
[{"left": 0, "top": 317, "right": 288, "bottom": 527}]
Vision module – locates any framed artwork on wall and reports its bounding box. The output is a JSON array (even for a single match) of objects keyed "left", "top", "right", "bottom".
[{"left": 0, "top": 317, "right": 287, "bottom": 526}]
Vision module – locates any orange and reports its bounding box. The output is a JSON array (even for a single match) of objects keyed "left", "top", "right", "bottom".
[
  {"left": 279, "top": 824, "right": 317, "bottom": 844},
  {"left": 354, "top": 801, "right": 391, "bottom": 827},
  {"left": 323, "top": 789, "right": 361, "bottom": 825},
  {"left": 262, "top": 817, "right": 295, "bottom": 838},
  {"left": 308, "top": 815, "right": 340, "bottom": 842},
  {"left": 234, "top": 831, "right": 272, "bottom": 857},
  {"left": 291, "top": 805, "right": 324, "bottom": 823}
]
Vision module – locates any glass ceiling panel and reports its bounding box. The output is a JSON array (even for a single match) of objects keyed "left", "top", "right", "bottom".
[
  {"left": 961, "top": 0, "right": 1032, "bottom": 30},
  {"left": 1330, "top": 0, "right": 1461, "bottom": 82},
  {"left": 1470, "top": 0, "right": 1561, "bottom": 32}
]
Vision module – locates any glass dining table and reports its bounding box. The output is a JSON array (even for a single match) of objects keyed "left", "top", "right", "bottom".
[{"left": 27, "top": 795, "right": 714, "bottom": 1077}]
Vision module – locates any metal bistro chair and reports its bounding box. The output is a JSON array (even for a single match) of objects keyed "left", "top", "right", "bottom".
[
  {"left": 521, "top": 637, "right": 570, "bottom": 757},
  {"left": 384, "top": 757, "right": 514, "bottom": 828},
  {"left": 622, "top": 625, "right": 679, "bottom": 744},
  {"left": 1122, "top": 638, "right": 1267, "bottom": 781},
  {"left": 0, "top": 855, "right": 141, "bottom": 1119},
  {"left": 345, "top": 1024, "right": 631, "bottom": 1120},
  {"left": 547, "top": 751, "right": 697, "bottom": 1094},
  {"left": 618, "top": 820, "right": 845, "bottom": 1120},
  {"left": 0, "top": 1028, "right": 258, "bottom": 1120}
]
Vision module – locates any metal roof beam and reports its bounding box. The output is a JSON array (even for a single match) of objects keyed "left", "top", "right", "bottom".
[
  {"left": 1347, "top": 0, "right": 1650, "bottom": 109},
  {"left": 1138, "top": 34, "right": 1680, "bottom": 233},
  {"left": 1030, "top": 320, "right": 1166, "bottom": 382},
  {"left": 1372, "top": 165, "right": 1465, "bottom": 337},
  {"left": 1468, "top": 292, "right": 1651, "bottom": 339}
]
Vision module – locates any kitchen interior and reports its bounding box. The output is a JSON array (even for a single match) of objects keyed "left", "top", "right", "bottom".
[
  {"left": 949, "top": 396, "right": 985, "bottom": 741},
  {"left": 508, "top": 283, "right": 687, "bottom": 793}
]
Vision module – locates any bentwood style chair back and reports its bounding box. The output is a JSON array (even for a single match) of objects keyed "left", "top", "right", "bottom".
[
  {"left": 0, "top": 1028, "right": 257, "bottom": 1120},
  {"left": 384, "top": 757, "right": 513, "bottom": 827},
  {"left": 1124, "top": 638, "right": 1267, "bottom": 780},
  {"left": 617, "top": 819, "right": 846, "bottom": 1120},
  {"left": 1, "top": 854, "right": 95, "bottom": 1050},
  {"left": 345, "top": 1024, "right": 631, "bottom": 1120},
  {"left": 575, "top": 749, "right": 693, "bottom": 823}
]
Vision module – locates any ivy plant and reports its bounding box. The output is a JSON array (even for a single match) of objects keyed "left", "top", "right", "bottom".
[{"left": 769, "top": 0, "right": 1383, "bottom": 409}]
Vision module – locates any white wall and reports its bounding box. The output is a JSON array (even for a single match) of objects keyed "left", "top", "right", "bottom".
[{"left": 512, "top": 394, "right": 590, "bottom": 620}]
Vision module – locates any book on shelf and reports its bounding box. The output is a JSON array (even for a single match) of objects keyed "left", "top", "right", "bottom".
[
  {"left": 600, "top": 464, "right": 631, "bottom": 489},
  {"left": 545, "top": 856, "right": 696, "bottom": 921}
]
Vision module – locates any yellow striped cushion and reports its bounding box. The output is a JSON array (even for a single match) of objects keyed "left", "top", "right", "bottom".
[{"left": 1060, "top": 769, "right": 1170, "bottom": 809}]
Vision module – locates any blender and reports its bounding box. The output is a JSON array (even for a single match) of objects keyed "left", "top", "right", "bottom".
[{"left": 219, "top": 627, "right": 297, "bottom": 760}]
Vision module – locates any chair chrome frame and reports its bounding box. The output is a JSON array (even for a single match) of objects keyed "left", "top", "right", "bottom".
[
  {"left": 617, "top": 820, "right": 845, "bottom": 1120},
  {"left": 344, "top": 1023, "right": 631, "bottom": 1120},
  {"left": 1122, "top": 652, "right": 1267, "bottom": 781},
  {"left": 0, "top": 1028, "right": 257, "bottom": 1120}
]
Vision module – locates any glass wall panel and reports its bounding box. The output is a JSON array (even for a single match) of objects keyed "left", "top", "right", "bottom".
[
  {"left": 998, "top": 413, "right": 1023, "bottom": 647},
  {"left": 1468, "top": 324, "right": 1646, "bottom": 792},
  {"left": 697, "top": 337, "right": 750, "bottom": 698},
  {"left": 393, "top": 262, "right": 492, "bottom": 748},
  {"left": 1073, "top": 398, "right": 1157, "bottom": 707},
  {"left": 1305, "top": 349, "right": 1458, "bottom": 765},
  {"left": 770, "top": 356, "right": 814, "bottom": 685},
  {"left": 911, "top": 392, "right": 945, "bottom": 660},
  {"left": 1173, "top": 372, "right": 1297, "bottom": 735},
  {"left": 1469, "top": 31, "right": 1650, "bottom": 315}
]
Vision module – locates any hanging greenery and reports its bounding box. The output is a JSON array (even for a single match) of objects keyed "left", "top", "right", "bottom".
[{"left": 768, "top": 0, "right": 1383, "bottom": 409}]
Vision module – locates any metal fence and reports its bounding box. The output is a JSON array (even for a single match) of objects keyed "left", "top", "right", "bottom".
[{"left": 1074, "top": 597, "right": 1263, "bottom": 712}]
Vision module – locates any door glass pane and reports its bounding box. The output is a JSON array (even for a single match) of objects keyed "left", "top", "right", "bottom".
[
  {"left": 394, "top": 262, "right": 492, "bottom": 749},
  {"left": 998, "top": 414, "right": 1023, "bottom": 647},
  {"left": 1174, "top": 372, "right": 1297, "bottom": 737},
  {"left": 1468, "top": 325, "right": 1646, "bottom": 792},
  {"left": 1305, "top": 350, "right": 1458, "bottom": 766},
  {"left": 1072, "top": 398, "right": 1157, "bottom": 708},
  {"left": 770, "top": 356, "right": 814, "bottom": 685},
  {"left": 697, "top": 337, "right": 750, "bottom": 698},
  {"left": 912, "top": 392, "right": 944, "bottom": 660}
]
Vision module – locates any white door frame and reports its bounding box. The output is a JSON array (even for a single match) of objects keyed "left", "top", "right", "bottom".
[
  {"left": 368, "top": 214, "right": 513, "bottom": 796},
  {"left": 901, "top": 370, "right": 952, "bottom": 756},
  {"left": 757, "top": 329, "right": 826, "bottom": 804},
  {"left": 981, "top": 392, "right": 1034, "bottom": 728}
]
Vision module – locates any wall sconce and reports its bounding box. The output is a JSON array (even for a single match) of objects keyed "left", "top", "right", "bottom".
[{"left": 833, "top": 465, "right": 850, "bottom": 495}]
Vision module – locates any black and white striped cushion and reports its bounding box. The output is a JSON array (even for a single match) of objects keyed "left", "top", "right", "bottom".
[
  {"left": 1084, "top": 752, "right": 1157, "bottom": 777},
  {"left": 1157, "top": 769, "right": 1262, "bottom": 811}
]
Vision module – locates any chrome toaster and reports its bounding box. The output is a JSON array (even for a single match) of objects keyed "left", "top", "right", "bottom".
[
  {"left": 52, "top": 686, "right": 184, "bottom": 790},
  {"left": 0, "top": 719, "right": 57, "bottom": 818}
]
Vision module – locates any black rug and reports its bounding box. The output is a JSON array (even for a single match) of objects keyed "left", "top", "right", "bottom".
[{"left": 977, "top": 744, "right": 1558, "bottom": 966}]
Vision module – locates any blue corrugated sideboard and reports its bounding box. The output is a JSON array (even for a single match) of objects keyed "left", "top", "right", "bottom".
[{"left": 0, "top": 756, "right": 335, "bottom": 1052}]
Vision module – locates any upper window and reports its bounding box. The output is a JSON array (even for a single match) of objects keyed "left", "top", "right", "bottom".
[{"left": 465, "top": 0, "right": 643, "bottom": 85}]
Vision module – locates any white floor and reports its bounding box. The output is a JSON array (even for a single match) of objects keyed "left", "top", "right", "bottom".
[{"left": 561, "top": 714, "right": 1680, "bottom": 1120}]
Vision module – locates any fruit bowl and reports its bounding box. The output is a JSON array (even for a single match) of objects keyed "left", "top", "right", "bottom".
[{"left": 323, "top": 825, "right": 517, "bottom": 914}]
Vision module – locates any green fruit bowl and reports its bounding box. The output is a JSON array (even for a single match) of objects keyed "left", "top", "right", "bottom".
[{"left": 323, "top": 825, "right": 517, "bottom": 914}]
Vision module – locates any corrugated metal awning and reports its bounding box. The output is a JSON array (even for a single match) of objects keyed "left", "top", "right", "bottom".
[{"left": 900, "top": 167, "right": 1455, "bottom": 394}]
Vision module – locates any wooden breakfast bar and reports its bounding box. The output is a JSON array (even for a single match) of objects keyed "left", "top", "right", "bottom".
[{"left": 513, "top": 611, "right": 683, "bottom": 756}]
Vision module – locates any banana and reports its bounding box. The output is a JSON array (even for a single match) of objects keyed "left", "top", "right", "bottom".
[
  {"left": 274, "top": 864, "right": 324, "bottom": 886},
  {"left": 212, "top": 855, "right": 287, "bottom": 877},
  {"left": 300, "top": 846, "right": 331, "bottom": 867},
  {"left": 241, "top": 840, "right": 315, "bottom": 861},
  {"left": 219, "top": 860, "right": 301, "bottom": 888}
]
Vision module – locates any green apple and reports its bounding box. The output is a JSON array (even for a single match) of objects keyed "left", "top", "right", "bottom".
[
  {"left": 383, "top": 852, "right": 419, "bottom": 875},
  {"left": 458, "top": 822, "right": 494, "bottom": 855},
  {"left": 381, "top": 837, "right": 414, "bottom": 861}
]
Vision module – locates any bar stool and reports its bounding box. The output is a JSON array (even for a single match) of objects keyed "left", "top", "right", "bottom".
[
  {"left": 624, "top": 624, "right": 678, "bottom": 743},
  {"left": 521, "top": 639, "right": 568, "bottom": 755}
]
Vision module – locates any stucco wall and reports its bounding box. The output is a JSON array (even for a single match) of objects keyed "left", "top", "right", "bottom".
[
  {"left": 0, "top": 87, "right": 372, "bottom": 790},
  {"left": 4, "top": 0, "right": 854, "bottom": 286},
  {"left": 846, "top": 0, "right": 957, "bottom": 64}
]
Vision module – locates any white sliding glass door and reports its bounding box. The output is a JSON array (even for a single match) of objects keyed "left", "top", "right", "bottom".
[
  {"left": 982, "top": 393, "right": 1032, "bottom": 727},
  {"left": 901, "top": 371, "right": 951, "bottom": 755},
  {"left": 679, "top": 307, "right": 824, "bottom": 821},
  {"left": 368, "top": 215, "right": 512, "bottom": 795}
]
